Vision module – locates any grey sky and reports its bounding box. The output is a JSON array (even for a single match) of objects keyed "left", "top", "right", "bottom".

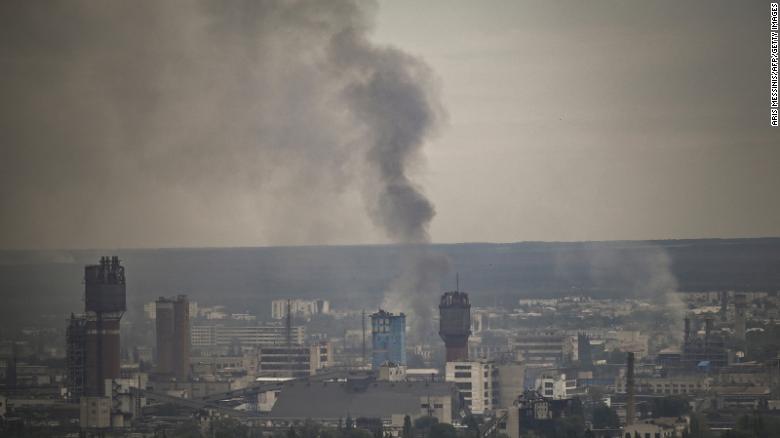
[
  {"left": 374, "top": 1, "right": 780, "bottom": 243},
  {"left": 1, "top": 1, "right": 778, "bottom": 249}
]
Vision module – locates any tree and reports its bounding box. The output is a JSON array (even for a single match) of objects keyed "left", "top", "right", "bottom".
[
  {"left": 299, "top": 420, "right": 321, "bottom": 438},
  {"left": 730, "top": 412, "right": 780, "bottom": 438},
  {"left": 414, "top": 416, "right": 439, "bottom": 430},
  {"left": 607, "top": 349, "right": 626, "bottom": 364},
  {"left": 688, "top": 414, "right": 714, "bottom": 438},
  {"left": 170, "top": 420, "right": 203, "bottom": 438},
  {"left": 210, "top": 418, "right": 248, "bottom": 438},
  {"left": 429, "top": 423, "right": 457, "bottom": 438},
  {"left": 651, "top": 396, "right": 690, "bottom": 418},
  {"left": 592, "top": 404, "right": 620, "bottom": 429},
  {"left": 463, "top": 415, "right": 481, "bottom": 438},
  {"left": 403, "top": 415, "right": 413, "bottom": 438}
]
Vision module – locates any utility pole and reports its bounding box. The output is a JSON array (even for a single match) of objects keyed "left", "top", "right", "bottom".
[{"left": 286, "top": 299, "right": 292, "bottom": 347}]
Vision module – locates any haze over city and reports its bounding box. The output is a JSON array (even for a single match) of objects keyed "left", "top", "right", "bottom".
[{"left": 1, "top": 1, "right": 779, "bottom": 438}]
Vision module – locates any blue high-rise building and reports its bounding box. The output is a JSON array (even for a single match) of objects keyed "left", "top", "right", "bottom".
[{"left": 370, "top": 310, "right": 406, "bottom": 368}]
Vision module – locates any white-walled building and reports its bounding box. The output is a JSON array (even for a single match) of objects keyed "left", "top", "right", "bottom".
[
  {"left": 271, "top": 299, "right": 330, "bottom": 320},
  {"left": 534, "top": 373, "right": 568, "bottom": 400},
  {"left": 445, "top": 360, "right": 498, "bottom": 414},
  {"left": 144, "top": 300, "right": 198, "bottom": 320},
  {"left": 191, "top": 324, "right": 304, "bottom": 347}
]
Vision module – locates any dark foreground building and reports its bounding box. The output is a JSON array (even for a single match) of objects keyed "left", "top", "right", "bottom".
[
  {"left": 155, "top": 295, "right": 190, "bottom": 380},
  {"left": 66, "top": 256, "right": 126, "bottom": 401},
  {"left": 270, "top": 373, "right": 460, "bottom": 425}
]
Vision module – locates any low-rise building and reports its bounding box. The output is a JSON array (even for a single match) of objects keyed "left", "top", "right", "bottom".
[
  {"left": 534, "top": 373, "right": 568, "bottom": 400},
  {"left": 269, "top": 376, "right": 460, "bottom": 427},
  {"left": 615, "top": 374, "right": 711, "bottom": 395},
  {"left": 258, "top": 342, "right": 332, "bottom": 378},
  {"left": 271, "top": 299, "right": 330, "bottom": 320},
  {"left": 79, "top": 396, "right": 111, "bottom": 429}
]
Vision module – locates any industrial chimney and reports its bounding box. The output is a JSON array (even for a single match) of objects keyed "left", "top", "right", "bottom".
[
  {"left": 734, "top": 294, "right": 747, "bottom": 342},
  {"left": 626, "top": 352, "right": 636, "bottom": 426},
  {"left": 439, "top": 290, "right": 471, "bottom": 362}
]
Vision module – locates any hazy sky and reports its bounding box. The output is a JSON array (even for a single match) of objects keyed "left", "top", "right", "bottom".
[{"left": 1, "top": 1, "right": 778, "bottom": 249}]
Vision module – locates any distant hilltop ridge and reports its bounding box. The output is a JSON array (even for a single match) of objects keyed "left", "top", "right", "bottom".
[{"left": 1, "top": 237, "right": 779, "bottom": 326}]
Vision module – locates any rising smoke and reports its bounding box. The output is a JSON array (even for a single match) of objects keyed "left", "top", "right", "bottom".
[
  {"left": 587, "top": 244, "right": 686, "bottom": 349},
  {"left": 0, "top": 0, "right": 447, "bottom": 333},
  {"left": 329, "top": 20, "right": 450, "bottom": 339}
]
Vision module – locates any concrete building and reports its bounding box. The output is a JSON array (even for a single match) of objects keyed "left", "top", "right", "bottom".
[
  {"left": 378, "top": 362, "right": 408, "bottom": 382},
  {"left": 534, "top": 373, "right": 568, "bottom": 400},
  {"left": 445, "top": 360, "right": 498, "bottom": 414},
  {"left": 191, "top": 324, "right": 304, "bottom": 347},
  {"left": 269, "top": 376, "right": 460, "bottom": 427},
  {"left": 79, "top": 396, "right": 111, "bottom": 429},
  {"left": 439, "top": 291, "right": 471, "bottom": 362},
  {"left": 496, "top": 362, "right": 525, "bottom": 408},
  {"left": 146, "top": 379, "right": 231, "bottom": 399},
  {"left": 145, "top": 300, "right": 198, "bottom": 320},
  {"left": 271, "top": 299, "right": 330, "bottom": 320},
  {"left": 512, "top": 332, "right": 574, "bottom": 367},
  {"left": 622, "top": 421, "right": 678, "bottom": 438},
  {"left": 155, "top": 295, "right": 190, "bottom": 380},
  {"left": 615, "top": 374, "right": 711, "bottom": 395},
  {"left": 713, "top": 385, "right": 771, "bottom": 410},
  {"left": 681, "top": 316, "right": 728, "bottom": 369},
  {"left": 258, "top": 342, "right": 332, "bottom": 378},
  {"left": 66, "top": 257, "right": 126, "bottom": 402},
  {"left": 371, "top": 310, "right": 406, "bottom": 368},
  {"left": 191, "top": 353, "right": 257, "bottom": 376},
  {"left": 506, "top": 390, "right": 575, "bottom": 438},
  {"left": 66, "top": 314, "right": 87, "bottom": 402}
]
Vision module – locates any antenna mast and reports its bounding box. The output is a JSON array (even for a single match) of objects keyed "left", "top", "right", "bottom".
[{"left": 361, "top": 309, "right": 366, "bottom": 365}]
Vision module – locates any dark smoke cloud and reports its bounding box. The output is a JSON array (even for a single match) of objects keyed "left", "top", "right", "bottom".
[
  {"left": 327, "top": 23, "right": 450, "bottom": 337},
  {"left": 0, "top": 0, "right": 443, "bottom": 251},
  {"left": 0, "top": 0, "right": 447, "bottom": 332},
  {"left": 332, "top": 29, "right": 442, "bottom": 243}
]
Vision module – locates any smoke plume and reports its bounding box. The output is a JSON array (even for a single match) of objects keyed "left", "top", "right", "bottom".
[
  {"left": 328, "top": 16, "right": 450, "bottom": 338},
  {"left": 587, "top": 244, "right": 686, "bottom": 348},
  {"left": 0, "top": 0, "right": 447, "bottom": 333},
  {"left": 0, "top": 0, "right": 441, "bottom": 248}
]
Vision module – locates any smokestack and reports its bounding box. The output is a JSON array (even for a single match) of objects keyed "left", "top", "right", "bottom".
[
  {"left": 684, "top": 317, "right": 691, "bottom": 345},
  {"left": 626, "top": 352, "right": 636, "bottom": 426}
]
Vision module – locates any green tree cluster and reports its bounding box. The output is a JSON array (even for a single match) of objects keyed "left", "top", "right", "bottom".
[
  {"left": 591, "top": 404, "right": 619, "bottom": 429},
  {"left": 650, "top": 396, "right": 691, "bottom": 418},
  {"left": 722, "top": 412, "right": 780, "bottom": 438}
]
